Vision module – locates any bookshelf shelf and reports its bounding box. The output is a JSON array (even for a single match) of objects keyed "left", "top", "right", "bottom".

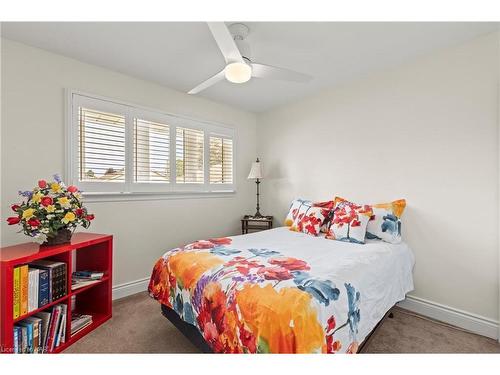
[{"left": 1, "top": 233, "right": 113, "bottom": 354}]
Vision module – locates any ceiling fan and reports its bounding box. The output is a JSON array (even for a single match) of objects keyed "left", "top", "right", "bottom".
[{"left": 188, "top": 22, "right": 312, "bottom": 95}]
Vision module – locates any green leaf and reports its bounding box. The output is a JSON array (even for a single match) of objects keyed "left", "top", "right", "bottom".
[{"left": 257, "top": 337, "right": 271, "bottom": 353}]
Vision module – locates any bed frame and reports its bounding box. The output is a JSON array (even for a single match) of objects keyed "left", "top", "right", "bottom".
[{"left": 161, "top": 304, "right": 394, "bottom": 354}]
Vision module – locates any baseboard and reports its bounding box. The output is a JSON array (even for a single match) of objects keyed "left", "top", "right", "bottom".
[
  {"left": 112, "top": 277, "right": 150, "bottom": 301},
  {"left": 398, "top": 295, "right": 499, "bottom": 340}
]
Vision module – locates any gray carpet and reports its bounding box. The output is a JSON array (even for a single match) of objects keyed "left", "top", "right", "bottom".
[{"left": 64, "top": 292, "right": 500, "bottom": 354}]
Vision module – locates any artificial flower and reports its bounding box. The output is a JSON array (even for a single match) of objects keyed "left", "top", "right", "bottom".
[
  {"left": 27, "top": 218, "right": 41, "bottom": 228},
  {"left": 40, "top": 196, "right": 53, "bottom": 207},
  {"left": 62, "top": 212, "right": 76, "bottom": 224},
  {"left": 31, "top": 192, "right": 43, "bottom": 203},
  {"left": 57, "top": 196, "right": 71, "bottom": 208},
  {"left": 75, "top": 208, "right": 84, "bottom": 217},
  {"left": 67, "top": 185, "right": 78, "bottom": 193},
  {"left": 85, "top": 214, "right": 95, "bottom": 221},
  {"left": 38, "top": 180, "right": 47, "bottom": 188},
  {"left": 7, "top": 217, "right": 21, "bottom": 225},
  {"left": 22, "top": 208, "right": 36, "bottom": 220},
  {"left": 45, "top": 205, "right": 56, "bottom": 213},
  {"left": 11, "top": 204, "right": 20, "bottom": 212},
  {"left": 50, "top": 182, "right": 62, "bottom": 193}
]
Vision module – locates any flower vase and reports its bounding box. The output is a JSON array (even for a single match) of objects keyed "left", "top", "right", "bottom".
[{"left": 43, "top": 228, "right": 73, "bottom": 246}]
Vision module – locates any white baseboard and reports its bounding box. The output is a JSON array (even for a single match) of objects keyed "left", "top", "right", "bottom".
[
  {"left": 398, "top": 295, "right": 499, "bottom": 340},
  {"left": 112, "top": 277, "right": 150, "bottom": 301}
]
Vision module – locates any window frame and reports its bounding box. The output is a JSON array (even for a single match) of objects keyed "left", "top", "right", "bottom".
[{"left": 66, "top": 90, "right": 236, "bottom": 200}]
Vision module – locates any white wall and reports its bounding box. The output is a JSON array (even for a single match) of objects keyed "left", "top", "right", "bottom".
[
  {"left": 257, "top": 32, "right": 499, "bottom": 322},
  {"left": 0, "top": 39, "right": 257, "bottom": 287}
]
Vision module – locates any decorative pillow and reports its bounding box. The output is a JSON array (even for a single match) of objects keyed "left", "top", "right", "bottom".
[
  {"left": 312, "top": 200, "right": 335, "bottom": 233},
  {"left": 366, "top": 199, "right": 406, "bottom": 244},
  {"left": 326, "top": 198, "right": 373, "bottom": 244},
  {"left": 284, "top": 199, "right": 312, "bottom": 226},
  {"left": 290, "top": 206, "right": 326, "bottom": 236}
]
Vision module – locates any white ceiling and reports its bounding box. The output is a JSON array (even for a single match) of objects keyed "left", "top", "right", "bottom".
[{"left": 2, "top": 22, "right": 498, "bottom": 112}]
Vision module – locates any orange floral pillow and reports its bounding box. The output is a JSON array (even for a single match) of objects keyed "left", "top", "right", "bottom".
[{"left": 326, "top": 197, "right": 373, "bottom": 244}]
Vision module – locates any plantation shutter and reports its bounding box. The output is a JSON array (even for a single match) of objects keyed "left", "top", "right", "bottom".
[
  {"left": 175, "top": 127, "right": 204, "bottom": 184},
  {"left": 209, "top": 137, "right": 233, "bottom": 184},
  {"left": 78, "top": 107, "right": 126, "bottom": 182},
  {"left": 134, "top": 119, "right": 170, "bottom": 183}
]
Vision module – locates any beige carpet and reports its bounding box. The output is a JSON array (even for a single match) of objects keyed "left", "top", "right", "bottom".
[{"left": 64, "top": 292, "right": 500, "bottom": 354}]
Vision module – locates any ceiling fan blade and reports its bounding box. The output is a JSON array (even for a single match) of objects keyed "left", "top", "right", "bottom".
[
  {"left": 207, "top": 22, "right": 243, "bottom": 64},
  {"left": 188, "top": 70, "right": 225, "bottom": 95},
  {"left": 251, "top": 63, "right": 312, "bottom": 83}
]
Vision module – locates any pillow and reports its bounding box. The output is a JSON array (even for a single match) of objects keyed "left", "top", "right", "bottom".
[
  {"left": 325, "top": 198, "right": 373, "bottom": 244},
  {"left": 284, "top": 199, "right": 312, "bottom": 226},
  {"left": 312, "top": 200, "right": 335, "bottom": 233},
  {"left": 366, "top": 199, "right": 406, "bottom": 244},
  {"left": 290, "top": 206, "right": 326, "bottom": 236}
]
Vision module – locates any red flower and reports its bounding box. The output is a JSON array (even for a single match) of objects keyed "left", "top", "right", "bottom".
[
  {"left": 351, "top": 220, "right": 361, "bottom": 227},
  {"left": 40, "top": 196, "right": 53, "bottom": 207},
  {"left": 327, "top": 316, "right": 336, "bottom": 332},
  {"left": 27, "top": 218, "right": 41, "bottom": 227},
  {"left": 38, "top": 180, "right": 47, "bottom": 188},
  {"left": 85, "top": 214, "right": 95, "bottom": 221},
  {"left": 6, "top": 217, "right": 21, "bottom": 225},
  {"left": 208, "top": 237, "right": 232, "bottom": 245},
  {"left": 75, "top": 208, "right": 85, "bottom": 217},
  {"left": 257, "top": 265, "right": 292, "bottom": 281},
  {"left": 11, "top": 204, "right": 20, "bottom": 212},
  {"left": 67, "top": 185, "right": 78, "bottom": 193},
  {"left": 191, "top": 240, "right": 215, "bottom": 249},
  {"left": 269, "top": 257, "right": 310, "bottom": 272}
]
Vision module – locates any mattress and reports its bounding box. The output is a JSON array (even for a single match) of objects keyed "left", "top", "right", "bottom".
[{"left": 148, "top": 227, "right": 414, "bottom": 353}]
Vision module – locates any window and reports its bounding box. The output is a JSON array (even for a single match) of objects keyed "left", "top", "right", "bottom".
[
  {"left": 67, "top": 92, "right": 235, "bottom": 196},
  {"left": 209, "top": 137, "right": 233, "bottom": 184}
]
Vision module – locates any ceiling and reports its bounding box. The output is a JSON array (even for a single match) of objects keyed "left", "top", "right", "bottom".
[{"left": 2, "top": 22, "right": 498, "bottom": 112}]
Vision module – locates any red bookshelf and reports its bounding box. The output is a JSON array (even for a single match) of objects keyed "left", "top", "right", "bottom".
[{"left": 0, "top": 233, "right": 112, "bottom": 354}]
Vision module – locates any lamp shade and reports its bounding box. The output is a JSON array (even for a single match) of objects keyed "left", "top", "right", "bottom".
[{"left": 247, "top": 161, "right": 263, "bottom": 179}]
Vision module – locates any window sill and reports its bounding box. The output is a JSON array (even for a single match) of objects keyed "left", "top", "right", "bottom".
[{"left": 82, "top": 190, "right": 236, "bottom": 203}]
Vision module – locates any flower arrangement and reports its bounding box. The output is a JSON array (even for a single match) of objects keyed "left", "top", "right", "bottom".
[{"left": 6, "top": 174, "right": 94, "bottom": 245}]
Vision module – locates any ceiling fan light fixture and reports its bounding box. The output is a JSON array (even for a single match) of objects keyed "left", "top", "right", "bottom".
[{"left": 225, "top": 62, "right": 252, "bottom": 83}]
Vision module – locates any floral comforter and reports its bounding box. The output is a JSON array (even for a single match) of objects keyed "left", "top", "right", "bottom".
[{"left": 148, "top": 227, "right": 414, "bottom": 353}]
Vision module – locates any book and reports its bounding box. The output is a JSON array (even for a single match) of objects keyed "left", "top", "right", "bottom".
[
  {"left": 34, "top": 311, "right": 51, "bottom": 353},
  {"left": 30, "top": 260, "right": 67, "bottom": 302},
  {"left": 38, "top": 269, "right": 49, "bottom": 308},
  {"left": 71, "top": 278, "right": 101, "bottom": 290},
  {"left": 17, "top": 320, "right": 33, "bottom": 353},
  {"left": 13, "top": 326, "right": 20, "bottom": 354},
  {"left": 28, "top": 268, "right": 40, "bottom": 312},
  {"left": 47, "top": 305, "right": 62, "bottom": 353},
  {"left": 20, "top": 325, "right": 27, "bottom": 353},
  {"left": 20, "top": 265, "right": 29, "bottom": 316},
  {"left": 13, "top": 267, "right": 21, "bottom": 319},
  {"left": 73, "top": 270, "right": 104, "bottom": 280},
  {"left": 54, "top": 304, "right": 66, "bottom": 347},
  {"left": 24, "top": 317, "right": 42, "bottom": 353},
  {"left": 71, "top": 312, "right": 93, "bottom": 335}
]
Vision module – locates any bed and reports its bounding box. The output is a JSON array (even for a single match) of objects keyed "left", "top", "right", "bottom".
[{"left": 148, "top": 227, "right": 414, "bottom": 353}]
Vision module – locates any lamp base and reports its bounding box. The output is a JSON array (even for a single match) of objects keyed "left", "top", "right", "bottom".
[{"left": 252, "top": 211, "right": 263, "bottom": 219}]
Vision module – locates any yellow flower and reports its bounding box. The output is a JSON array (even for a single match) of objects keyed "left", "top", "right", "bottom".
[
  {"left": 22, "top": 208, "right": 36, "bottom": 220},
  {"left": 62, "top": 212, "right": 76, "bottom": 224},
  {"left": 45, "top": 205, "right": 56, "bottom": 213},
  {"left": 57, "top": 197, "right": 70, "bottom": 208},
  {"left": 50, "top": 182, "right": 61, "bottom": 193},
  {"left": 31, "top": 192, "right": 43, "bottom": 203}
]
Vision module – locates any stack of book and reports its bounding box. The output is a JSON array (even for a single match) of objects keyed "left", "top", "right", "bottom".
[
  {"left": 13, "top": 303, "right": 67, "bottom": 353},
  {"left": 70, "top": 313, "right": 93, "bottom": 335},
  {"left": 13, "top": 260, "right": 67, "bottom": 319},
  {"left": 71, "top": 270, "right": 104, "bottom": 290}
]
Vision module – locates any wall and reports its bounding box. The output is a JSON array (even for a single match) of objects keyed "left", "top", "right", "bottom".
[
  {"left": 257, "top": 32, "right": 499, "bottom": 323},
  {"left": 0, "top": 39, "right": 257, "bottom": 288}
]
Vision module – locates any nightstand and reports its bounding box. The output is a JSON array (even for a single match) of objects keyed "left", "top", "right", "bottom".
[{"left": 241, "top": 215, "right": 274, "bottom": 234}]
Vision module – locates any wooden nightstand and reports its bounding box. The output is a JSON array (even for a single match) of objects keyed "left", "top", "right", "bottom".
[{"left": 241, "top": 215, "right": 273, "bottom": 234}]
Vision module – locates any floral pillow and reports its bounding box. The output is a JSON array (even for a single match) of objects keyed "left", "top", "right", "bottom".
[
  {"left": 312, "top": 200, "right": 335, "bottom": 233},
  {"left": 326, "top": 198, "right": 373, "bottom": 244},
  {"left": 284, "top": 198, "right": 312, "bottom": 227},
  {"left": 290, "top": 206, "right": 326, "bottom": 236},
  {"left": 366, "top": 199, "right": 406, "bottom": 244}
]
